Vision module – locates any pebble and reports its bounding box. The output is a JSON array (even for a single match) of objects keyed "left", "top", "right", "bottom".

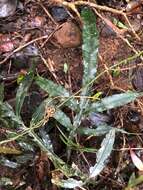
[
  {"left": 53, "top": 21, "right": 82, "bottom": 48},
  {"left": 50, "top": 6, "right": 69, "bottom": 22},
  {"left": 0, "top": 0, "right": 17, "bottom": 18},
  {"left": 132, "top": 67, "right": 143, "bottom": 92},
  {"left": 127, "top": 110, "right": 140, "bottom": 124},
  {"left": 101, "top": 24, "right": 116, "bottom": 37}
]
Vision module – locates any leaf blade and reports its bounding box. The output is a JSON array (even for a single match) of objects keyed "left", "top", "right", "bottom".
[
  {"left": 89, "top": 129, "right": 115, "bottom": 178},
  {"left": 35, "top": 76, "right": 78, "bottom": 111},
  {"left": 16, "top": 71, "right": 34, "bottom": 117},
  {"left": 88, "top": 92, "right": 141, "bottom": 113},
  {"left": 81, "top": 8, "right": 99, "bottom": 86}
]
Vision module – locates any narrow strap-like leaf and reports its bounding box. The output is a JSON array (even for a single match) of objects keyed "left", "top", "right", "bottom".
[
  {"left": 87, "top": 92, "right": 141, "bottom": 113},
  {"left": 16, "top": 71, "right": 34, "bottom": 117},
  {"left": 89, "top": 129, "right": 115, "bottom": 178},
  {"left": 35, "top": 76, "right": 78, "bottom": 111},
  {"left": 81, "top": 8, "right": 99, "bottom": 87}
]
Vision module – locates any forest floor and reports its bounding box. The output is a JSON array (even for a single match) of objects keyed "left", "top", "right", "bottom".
[{"left": 0, "top": 0, "right": 143, "bottom": 189}]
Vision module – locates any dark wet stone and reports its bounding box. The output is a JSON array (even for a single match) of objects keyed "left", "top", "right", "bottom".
[
  {"left": 0, "top": 0, "right": 17, "bottom": 18},
  {"left": 127, "top": 110, "right": 140, "bottom": 124},
  {"left": 132, "top": 67, "right": 143, "bottom": 91},
  {"left": 101, "top": 24, "right": 116, "bottom": 38},
  {"left": 50, "top": 6, "right": 69, "bottom": 22}
]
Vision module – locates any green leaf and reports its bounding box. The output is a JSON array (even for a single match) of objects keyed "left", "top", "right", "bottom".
[
  {"left": 125, "top": 173, "right": 143, "bottom": 189},
  {"left": 52, "top": 178, "right": 83, "bottom": 189},
  {"left": 30, "top": 98, "right": 72, "bottom": 131},
  {"left": 15, "top": 154, "right": 34, "bottom": 164},
  {"left": 113, "top": 18, "right": 128, "bottom": 29},
  {"left": 78, "top": 125, "right": 113, "bottom": 136},
  {"left": 35, "top": 76, "right": 78, "bottom": 111},
  {"left": 30, "top": 131, "right": 85, "bottom": 178},
  {"left": 16, "top": 70, "right": 34, "bottom": 117},
  {"left": 78, "top": 125, "right": 128, "bottom": 136},
  {"left": 0, "top": 101, "right": 25, "bottom": 128},
  {"left": 81, "top": 8, "right": 98, "bottom": 86},
  {"left": 0, "top": 157, "right": 20, "bottom": 168},
  {"left": 30, "top": 99, "right": 47, "bottom": 126},
  {"left": 39, "top": 129, "right": 54, "bottom": 152},
  {"left": 54, "top": 109, "right": 72, "bottom": 131},
  {"left": 71, "top": 8, "right": 99, "bottom": 137},
  {"left": 18, "top": 142, "right": 34, "bottom": 152},
  {"left": 88, "top": 92, "right": 141, "bottom": 113},
  {"left": 89, "top": 129, "right": 115, "bottom": 178}
]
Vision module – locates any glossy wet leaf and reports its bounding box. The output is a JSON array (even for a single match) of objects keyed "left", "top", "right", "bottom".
[
  {"left": 81, "top": 8, "right": 99, "bottom": 86},
  {"left": 39, "top": 129, "right": 54, "bottom": 152},
  {"left": 88, "top": 92, "right": 141, "bottom": 113},
  {"left": 16, "top": 70, "right": 34, "bottom": 117},
  {"left": 30, "top": 131, "right": 84, "bottom": 178},
  {"left": 71, "top": 8, "right": 99, "bottom": 138},
  {"left": 15, "top": 154, "right": 34, "bottom": 164},
  {"left": 30, "top": 98, "right": 53, "bottom": 126},
  {"left": 78, "top": 125, "right": 112, "bottom": 136},
  {"left": 89, "top": 128, "right": 115, "bottom": 178},
  {"left": 31, "top": 97, "right": 72, "bottom": 130},
  {"left": 0, "top": 157, "right": 20, "bottom": 168},
  {"left": 0, "top": 101, "right": 25, "bottom": 128},
  {"left": 35, "top": 76, "right": 78, "bottom": 111},
  {"left": 0, "top": 146, "right": 21, "bottom": 154},
  {"left": 52, "top": 177, "right": 83, "bottom": 189},
  {"left": 78, "top": 125, "right": 128, "bottom": 136},
  {"left": 54, "top": 109, "right": 72, "bottom": 131},
  {"left": 18, "top": 142, "right": 35, "bottom": 152}
]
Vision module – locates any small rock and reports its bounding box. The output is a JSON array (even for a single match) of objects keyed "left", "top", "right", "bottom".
[
  {"left": 0, "top": 34, "right": 14, "bottom": 53},
  {"left": 53, "top": 21, "right": 82, "bottom": 48},
  {"left": 127, "top": 110, "right": 140, "bottom": 124},
  {"left": 0, "top": 0, "right": 17, "bottom": 18},
  {"left": 50, "top": 6, "right": 69, "bottom": 22},
  {"left": 132, "top": 67, "right": 143, "bottom": 91},
  {"left": 101, "top": 24, "right": 116, "bottom": 38}
]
